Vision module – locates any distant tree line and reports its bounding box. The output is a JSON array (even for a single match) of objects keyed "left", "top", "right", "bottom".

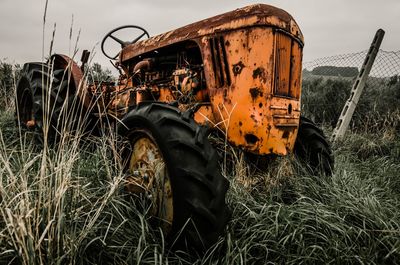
[
  {"left": 87, "top": 62, "right": 114, "bottom": 84},
  {"left": 303, "top": 66, "right": 359, "bottom": 77}
]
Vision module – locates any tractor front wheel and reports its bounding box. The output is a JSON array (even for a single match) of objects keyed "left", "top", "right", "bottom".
[
  {"left": 294, "top": 116, "right": 334, "bottom": 176},
  {"left": 117, "top": 103, "right": 230, "bottom": 251}
]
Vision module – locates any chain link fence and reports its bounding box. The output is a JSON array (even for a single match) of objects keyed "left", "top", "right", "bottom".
[
  {"left": 301, "top": 50, "right": 400, "bottom": 133},
  {"left": 2, "top": 49, "right": 400, "bottom": 133}
]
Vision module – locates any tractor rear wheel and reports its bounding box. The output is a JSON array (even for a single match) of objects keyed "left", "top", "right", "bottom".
[
  {"left": 117, "top": 103, "right": 230, "bottom": 251},
  {"left": 15, "top": 58, "right": 95, "bottom": 143},
  {"left": 294, "top": 116, "right": 334, "bottom": 176}
]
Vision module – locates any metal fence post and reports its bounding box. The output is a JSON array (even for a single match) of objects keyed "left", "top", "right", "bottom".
[{"left": 331, "top": 29, "right": 385, "bottom": 143}]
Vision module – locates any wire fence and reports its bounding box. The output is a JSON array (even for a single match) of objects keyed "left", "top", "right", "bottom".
[
  {"left": 1, "top": 49, "right": 400, "bottom": 132},
  {"left": 301, "top": 50, "right": 400, "bottom": 132},
  {"left": 303, "top": 50, "right": 400, "bottom": 79}
]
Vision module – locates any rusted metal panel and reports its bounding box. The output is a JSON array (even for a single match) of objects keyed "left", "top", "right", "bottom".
[
  {"left": 197, "top": 27, "right": 301, "bottom": 155},
  {"left": 158, "top": 87, "right": 175, "bottom": 102},
  {"left": 193, "top": 104, "right": 216, "bottom": 125},
  {"left": 120, "top": 4, "right": 303, "bottom": 63}
]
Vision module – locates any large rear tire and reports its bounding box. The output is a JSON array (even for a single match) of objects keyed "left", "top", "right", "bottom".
[
  {"left": 117, "top": 103, "right": 230, "bottom": 251},
  {"left": 15, "top": 58, "right": 96, "bottom": 143},
  {"left": 294, "top": 116, "right": 334, "bottom": 176}
]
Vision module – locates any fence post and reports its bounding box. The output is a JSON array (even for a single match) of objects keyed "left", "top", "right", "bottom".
[{"left": 331, "top": 29, "right": 385, "bottom": 143}]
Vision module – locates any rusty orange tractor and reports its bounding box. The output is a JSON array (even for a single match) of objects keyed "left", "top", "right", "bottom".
[{"left": 16, "top": 4, "right": 333, "bottom": 250}]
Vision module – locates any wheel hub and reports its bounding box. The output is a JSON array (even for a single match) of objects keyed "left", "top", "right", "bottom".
[{"left": 127, "top": 135, "right": 173, "bottom": 234}]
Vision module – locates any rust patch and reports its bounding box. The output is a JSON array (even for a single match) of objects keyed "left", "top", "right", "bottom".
[
  {"left": 232, "top": 61, "right": 245, "bottom": 76},
  {"left": 250, "top": 114, "right": 257, "bottom": 123},
  {"left": 245, "top": 134, "right": 259, "bottom": 145},
  {"left": 249, "top": 87, "right": 263, "bottom": 100},
  {"left": 128, "top": 136, "right": 173, "bottom": 235},
  {"left": 26, "top": 120, "right": 35, "bottom": 128},
  {"left": 252, "top": 67, "right": 267, "bottom": 83}
]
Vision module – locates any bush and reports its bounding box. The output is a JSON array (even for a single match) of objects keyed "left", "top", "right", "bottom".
[
  {"left": 0, "top": 60, "right": 21, "bottom": 110},
  {"left": 302, "top": 76, "right": 400, "bottom": 134},
  {"left": 301, "top": 77, "right": 351, "bottom": 127}
]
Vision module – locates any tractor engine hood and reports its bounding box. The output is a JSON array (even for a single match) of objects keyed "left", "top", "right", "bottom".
[{"left": 119, "top": 3, "right": 304, "bottom": 63}]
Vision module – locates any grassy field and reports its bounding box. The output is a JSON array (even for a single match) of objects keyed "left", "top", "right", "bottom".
[
  {"left": 1, "top": 57, "right": 400, "bottom": 264},
  {"left": 0, "top": 103, "right": 399, "bottom": 264}
]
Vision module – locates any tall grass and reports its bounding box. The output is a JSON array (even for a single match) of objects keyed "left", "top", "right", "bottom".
[{"left": 0, "top": 109, "right": 170, "bottom": 264}]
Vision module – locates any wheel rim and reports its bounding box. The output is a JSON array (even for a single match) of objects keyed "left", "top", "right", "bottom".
[{"left": 127, "top": 131, "right": 173, "bottom": 234}]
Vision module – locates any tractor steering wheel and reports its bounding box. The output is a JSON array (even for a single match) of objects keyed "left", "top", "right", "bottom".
[{"left": 101, "top": 25, "right": 150, "bottom": 60}]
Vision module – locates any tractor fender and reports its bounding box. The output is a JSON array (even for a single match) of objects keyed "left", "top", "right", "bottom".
[{"left": 48, "top": 54, "right": 91, "bottom": 109}]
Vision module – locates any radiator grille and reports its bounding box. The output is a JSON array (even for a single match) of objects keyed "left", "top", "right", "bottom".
[
  {"left": 210, "top": 36, "right": 231, "bottom": 87},
  {"left": 273, "top": 31, "right": 302, "bottom": 99}
]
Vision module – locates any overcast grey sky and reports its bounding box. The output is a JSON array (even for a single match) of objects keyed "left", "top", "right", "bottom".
[{"left": 0, "top": 0, "right": 399, "bottom": 69}]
